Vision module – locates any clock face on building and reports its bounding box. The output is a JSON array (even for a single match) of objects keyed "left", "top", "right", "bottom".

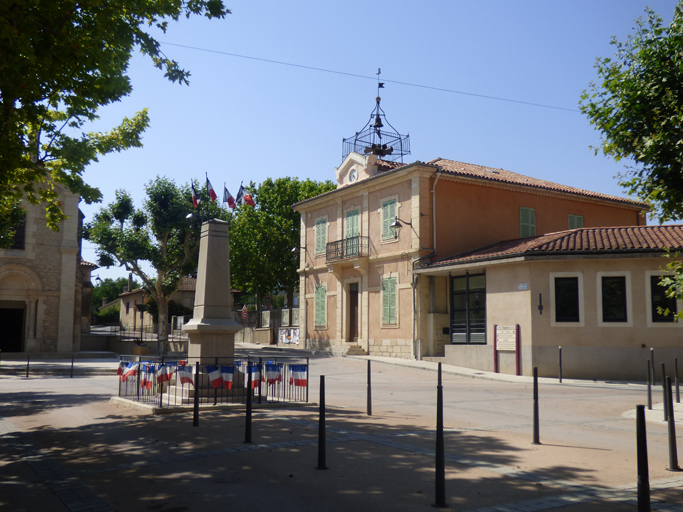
[{"left": 349, "top": 169, "right": 357, "bottom": 183}]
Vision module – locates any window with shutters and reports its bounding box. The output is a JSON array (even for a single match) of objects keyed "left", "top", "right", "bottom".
[
  {"left": 568, "top": 214, "right": 583, "bottom": 229},
  {"left": 449, "top": 273, "right": 486, "bottom": 343},
  {"left": 382, "top": 277, "right": 397, "bottom": 325},
  {"left": 520, "top": 207, "right": 536, "bottom": 238},
  {"left": 346, "top": 209, "right": 360, "bottom": 257},
  {"left": 381, "top": 198, "right": 397, "bottom": 240},
  {"left": 315, "top": 217, "right": 327, "bottom": 255},
  {"left": 314, "top": 285, "right": 327, "bottom": 328}
]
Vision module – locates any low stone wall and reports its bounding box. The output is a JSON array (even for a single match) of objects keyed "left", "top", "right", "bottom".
[{"left": 368, "top": 338, "right": 413, "bottom": 359}]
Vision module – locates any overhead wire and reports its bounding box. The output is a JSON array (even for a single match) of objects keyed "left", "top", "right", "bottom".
[{"left": 161, "top": 41, "right": 580, "bottom": 113}]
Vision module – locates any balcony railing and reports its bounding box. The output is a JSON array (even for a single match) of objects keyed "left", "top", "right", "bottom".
[{"left": 326, "top": 236, "right": 369, "bottom": 262}]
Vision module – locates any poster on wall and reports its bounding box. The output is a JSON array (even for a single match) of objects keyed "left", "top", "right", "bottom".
[
  {"left": 279, "top": 329, "right": 288, "bottom": 344},
  {"left": 291, "top": 328, "right": 300, "bottom": 345}
]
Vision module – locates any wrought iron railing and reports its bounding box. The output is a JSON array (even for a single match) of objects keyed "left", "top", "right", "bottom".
[{"left": 326, "top": 236, "right": 369, "bottom": 262}]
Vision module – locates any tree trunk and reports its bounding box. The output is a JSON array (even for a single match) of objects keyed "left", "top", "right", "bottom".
[
  {"left": 156, "top": 278, "right": 169, "bottom": 355},
  {"left": 255, "top": 286, "right": 261, "bottom": 328},
  {"left": 287, "top": 289, "right": 294, "bottom": 327}
]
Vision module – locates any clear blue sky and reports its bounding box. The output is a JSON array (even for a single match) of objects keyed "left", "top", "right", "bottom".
[{"left": 80, "top": 0, "right": 679, "bottom": 281}]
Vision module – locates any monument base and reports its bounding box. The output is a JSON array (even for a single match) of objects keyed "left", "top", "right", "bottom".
[{"left": 184, "top": 318, "right": 241, "bottom": 360}]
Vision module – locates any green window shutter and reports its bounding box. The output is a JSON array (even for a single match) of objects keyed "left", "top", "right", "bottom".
[
  {"left": 382, "top": 199, "right": 397, "bottom": 239},
  {"left": 315, "top": 286, "right": 326, "bottom": 326},
  {"left": 346, "top": 210, "right": 360, "bottom": 238},
  {"left": 315, "top": 218, "right": 326, "bottom": 254},
  {"left": 382, "top": 278, "right": 397, "bottom": 324},
  {"left": 520, "top": 207, "right": 536, "bottom": 238},
  {"left": 569, "top": 214, "right": 583, "bottom": 229}
]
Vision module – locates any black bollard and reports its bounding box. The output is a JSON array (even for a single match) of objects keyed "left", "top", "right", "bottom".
[
  {"left": 662, "top": 363, "right": 668, "bottom": 422},
  {"left": 636, "top": 405, "right": 651, "bottom": 512},
  {"left": 532, "top": 367, "right": 540, "bottom": 445},
  {"left": 647, "top": 360, "right": 652, "bottom": 411},
  {"left": 676, "top": 358, "right": 680, "bottom": 404},
  {"left": 70, "top": 354, "right": 75, "bottom": 379},
  {"left": 317, "top": 375, "right": 327, "bottom": 470},
  {"left": 26, "top": 354, "right": 30, "bottom": 379},
  {"left": 367, "top": 360, "right": 372, "bottom": 416},
  {"left": 559, "top": 346, "right": 562, "bottom": 383},
  {"left": 244, "top": 362, "right": 253, "bottom": 443},
  {"left": 434, "top": 362, "right": 447, "bottom": 508},
  {"left": 666, "top": 377, "right": 681, "bottom": 472},
  {"left": 651, "top": 348, "right": 656, "bottom": 385},
  {"left": 193, "top": 362, "right": 200, "bottom": 427}
]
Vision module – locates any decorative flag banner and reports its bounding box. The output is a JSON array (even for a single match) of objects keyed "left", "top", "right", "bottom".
[
  {"left": 289, "top": 364, "right": 308, "bottom": 387},
  {"left": 157, "top": 364, "right": 173, "bottom": 384},
  {"left": 141, "top": 364, "right": 154, "bottom": 390},
  {"left": 178, "top": 364, "right": 194, "bottom": 386},
  {"left": 205, "top": 365, "right": 223, "bottom": 389},
  {"left": 117, "top": 361, "right": 126, "bottom": 376},
  {"left": 206, "top": 176, "right": 218, "bottom": 202},
  {"left": 243, "top": 364, "right": 261, "bottom": 389},
  {"left": 235, "top": 183, "right": 255, "bottom": 207},
  {"left": 220, "top": 365, "right": 234, "bottom": 389},
  {"left": 223, "top": 185, "right": 236, "bottom": 210},
  {"left": 263, "top": 363, "right": 283, "bottom": 385},
  {"left": 120, "top": 362, "right": 139, "bottom": 382},
  {"left": 191, "top": 183, "right": 199, "bottom": 208}
]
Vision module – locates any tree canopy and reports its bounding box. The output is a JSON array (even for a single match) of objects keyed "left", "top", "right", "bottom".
[
  {"left": 92, "top": 276, "right": 141, "bottom": 309},
  {"left": 579, "top": 2, "right": 683, "bottom": 222},
  {"left": 229, "top": 177, "right": 336, "bottom": 318},
  {"left": 0, "top": 0, "right": 229, "bottom": 246},
  {"left": 86, "top": 176, "right": 226, "bottom": 351}
]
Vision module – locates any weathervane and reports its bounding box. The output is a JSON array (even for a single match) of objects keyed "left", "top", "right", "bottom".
[{"left": 342, "top": 68, "right": 410, "bottom": 163}]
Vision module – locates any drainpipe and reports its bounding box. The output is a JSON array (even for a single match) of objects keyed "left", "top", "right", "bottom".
[{"left": 411, "top": 171, "right": 441, "bottom": 360}]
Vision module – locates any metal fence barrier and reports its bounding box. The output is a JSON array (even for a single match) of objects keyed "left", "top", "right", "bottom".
[{"left": 117, "top": 355, "right": 309, "bottom": 408}]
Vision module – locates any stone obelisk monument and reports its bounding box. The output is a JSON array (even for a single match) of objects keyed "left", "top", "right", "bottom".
[{"left": 183, "top": 219, "right": 241, "bottom": 359}]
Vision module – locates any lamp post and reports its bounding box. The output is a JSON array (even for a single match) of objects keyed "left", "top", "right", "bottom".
[{"left": 390, "top": 216, "right": 412, "bottom": 239}]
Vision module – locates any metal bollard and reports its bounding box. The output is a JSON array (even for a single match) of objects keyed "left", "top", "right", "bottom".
[
  {"left": 636, "top": 405, "right": 651, "bottom": 512},
  {"left": 193, "top": 362, "right": 200, "bottom": 427},
  {"left": 666, "top": 377, "right": 681, "bottom": 472},
  {"left": 367, "top": 360, "right": 372, "bottom": 416},
  {"left": 559, "top": 346, "right": 562, "bottom": 383},
  {"left": 662, "top": 363, "right": 668, "bottom": 422},
  {"left": 676, "top": 357, "right": 680, "bottom": 404},
  {"left": 647, "top": 360, "right": 652, "bottom": 411},
  {"left": 244, "top": 362, "right": 252, "bottom": 443},
  {"left": 317, "top": 375, "right": 327, "bottom": 470},
  {"left": 651, "top": 348, "right": 656, "bottom": 385},
  {"left": 70, "top": 354, "right": 75, "bottom": 379},
  {"left": 532, "top": 367, "right": 540, "bottom": 445},
  {"left": 434, "top": 363, "right": 447, "bottom": 508},
  {"left": 26, "top": 354, "right": 30, "bottom": 379}
]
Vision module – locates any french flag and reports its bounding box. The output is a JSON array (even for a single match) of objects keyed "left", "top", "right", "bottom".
[
  {"left": 117, "top": 361, "right": 126, "bottom": 376},
  {"left": 191, "top": 183, "right": 199, "bottom": 208},
  {"left": 220, "top": 366, "right": 234, "bottom": 389},
  {"left": 205, "top": 365, "right": 223, "bottom": 389},
  {"left": 223, "top": 186, "right": 236, "bottom": 209},
  {"left": 263, "top": 363, "right": 282, "bottom": 385},
  {"left": 140, "top": 364, "right": 154, "bottom": 390},
  {"left": 120, "top": 362, "right": 139, "bottom": 382},
  {"left": 156, "top": 364, "right": 173, "bottom": 384},
  {"left": 243, "top": 364, "right": 261, "bottom": 389},
  {"left": 178, "top": 365, "right": 194, "bottom": 386},
  {"left": 206, "top": 176, "right": 218, "bottom": 202},
  {"left": 289, "top": 364, "right": 307, "bottom": 387},
  {"left": 235, "top": 183, "right": 255, "bottom": 207}
]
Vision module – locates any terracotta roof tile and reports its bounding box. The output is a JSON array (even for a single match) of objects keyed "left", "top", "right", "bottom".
[
  {"left": 429, "top": 158, "right": 646, "bottom": 208},
  {"left": 429, "top": 225, "right": 683, "bottom": 267}
]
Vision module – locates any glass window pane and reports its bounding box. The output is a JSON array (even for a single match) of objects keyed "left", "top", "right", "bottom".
[
  {"left": 602, "top": 276, "right": 627, "bottom": 322},
  {"left": 555, "top": 277, "right": 579, "bottom": 322},
  {"left": 651, "top": 276, "right": 677, "bottom": 322}
]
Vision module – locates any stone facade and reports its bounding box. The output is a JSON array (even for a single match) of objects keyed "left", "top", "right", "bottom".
[{"left": 0, "top": 187, "right": 94, "bottom": 353}]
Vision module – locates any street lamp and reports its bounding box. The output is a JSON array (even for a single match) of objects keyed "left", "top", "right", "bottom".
[{"left": 390, "top": 216, "right": 412, "bottom": 238}]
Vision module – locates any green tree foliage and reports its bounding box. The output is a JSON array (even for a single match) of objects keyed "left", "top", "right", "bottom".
[
  {"left": 580, "top": 2, "right": 683, "bottom": 319},
  {"left": 579, "top": 2, "right": 683, "bottom": 222},
  {"left": 93, "top": 302, "right": 121, "bottom": 325},
  {"left": 229, "top": 177, "right": 336, "bottom": 322},
  {"left": 144, "top": 297, "right": 193, "bottom": 325},
  {"left": 0, "top": 0, "right": 229, "bottom": 246},
  {"left": 86, "top": 176, "right": 226, "bottom": 351},
  {"left": 92, "top": 276, "right": 141, "bottom": 310}
]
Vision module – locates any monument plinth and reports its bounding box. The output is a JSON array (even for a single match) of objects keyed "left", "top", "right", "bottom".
[{"left": 183, "top": 219, "right": 241, "bottom": 359}]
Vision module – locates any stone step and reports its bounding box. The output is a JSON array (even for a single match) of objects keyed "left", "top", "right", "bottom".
[{"left": 345, "top": 345, "right": 368, "bottom": 356}]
